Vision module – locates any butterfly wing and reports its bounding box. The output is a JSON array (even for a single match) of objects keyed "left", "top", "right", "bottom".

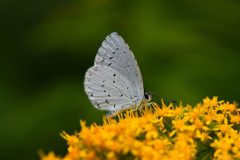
[
  {"left": 94, "top": 32, "right": 144, "bottom": 101},
  {"left": 84, "top": 32, "right": 145, "bottom": 112},
  {"left": 84, "top": 65, "right": 140, "bottom": 111}
]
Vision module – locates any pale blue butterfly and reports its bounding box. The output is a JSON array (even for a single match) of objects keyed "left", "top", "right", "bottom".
[{"left": 84, "top": 32, "right": 151, "bottom": 117}]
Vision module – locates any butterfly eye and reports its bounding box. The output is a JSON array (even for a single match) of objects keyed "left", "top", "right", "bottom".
[{"left": 144, "top": 92, "right": 151, "bottom": 101}]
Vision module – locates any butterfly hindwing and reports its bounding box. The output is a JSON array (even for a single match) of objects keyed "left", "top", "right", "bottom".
[{"left": 84, "top": 66, "right": 139, "bottom": 111}]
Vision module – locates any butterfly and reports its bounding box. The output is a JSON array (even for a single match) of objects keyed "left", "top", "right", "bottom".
[{"left": 84, "top": 32, "right": 151, "bottom": 117}]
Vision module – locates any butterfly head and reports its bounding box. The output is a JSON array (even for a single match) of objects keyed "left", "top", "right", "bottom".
[{"left": 144, "top": 92, "right": 152, "bottom": 102}]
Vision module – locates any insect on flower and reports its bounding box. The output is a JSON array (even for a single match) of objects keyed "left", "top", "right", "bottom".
[{"left": 84, "top": 32, "right": 151, "bottom": 117}]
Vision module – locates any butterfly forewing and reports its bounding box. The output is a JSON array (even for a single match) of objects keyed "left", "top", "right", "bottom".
[{"left": 94, "top": 32, "right": 144, "bottom": 99}]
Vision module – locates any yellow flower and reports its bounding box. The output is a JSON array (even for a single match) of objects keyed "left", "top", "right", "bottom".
[
  {"left": 211, "top": 135, "right": 233, "bottom": 160},
  {"left": 172, "top": 119, "right": 186, "bottom": 131},
  {"left": 230, "top": 113, "right": 240, "bottom": 124},
  {"left": 185, "top": 104, "right": 204, "bottom": 122},
  {"left": 214, "top": 113, "right": 225, "bottom": 123},
  {"left": 203, "top": 96, "right": 218, "bottom": 107},
  {"left": 195, "top": 130, "right": 211, "bottom": 141},
  {"left": 204, "top": 109, "right": 217, "bottom": 125},
  {"left": 214, "top": 118, "right": 233, "bottom": 134},
  {"left": 40, "top": 151, "right": 61, "bottom": 160},
  {"left": 61, "top": 131, "right": 79, "bottom": 146},
  {"left": 40, "top": 97, "right": 240, "bottom": 160},
  {"left": 219, "top": 102, "right": 237, "bottom": 113},
  {"left": 193, "top": 118, "right": 204, "bottom": 129}
]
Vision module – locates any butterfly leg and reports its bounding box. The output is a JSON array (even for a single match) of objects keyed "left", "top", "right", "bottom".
[{"left": 106, "top": 111, "right": 121, "bottom": 118}]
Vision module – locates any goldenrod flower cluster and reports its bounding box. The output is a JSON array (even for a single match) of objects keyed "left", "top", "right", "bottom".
[{"left": 40, "top": 97, "right": 240, "bottom": 160}]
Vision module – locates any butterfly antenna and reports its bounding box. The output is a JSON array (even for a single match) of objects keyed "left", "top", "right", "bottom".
[
  {"left": 150, "top": 91, "right": 161, "bottom": 97},
  {"left": 149, "top": 90, "right": 177, "bottom": 104}
]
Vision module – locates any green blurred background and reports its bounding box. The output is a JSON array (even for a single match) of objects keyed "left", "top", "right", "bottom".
[{"left": 1, "top": 0, "right": 240, "bottom": 159}]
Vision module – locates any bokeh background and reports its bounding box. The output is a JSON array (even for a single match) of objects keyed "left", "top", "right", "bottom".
[{"left": 1, "top": 0, "right": 240, "bottom": 159}]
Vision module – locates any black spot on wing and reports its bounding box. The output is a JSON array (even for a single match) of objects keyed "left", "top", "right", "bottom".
[
  {"left": 105, "top": 99, "right": 109, "bottom": 104},
  {"left": 96, "top": 103, "right": 100, "bottom": 108}
]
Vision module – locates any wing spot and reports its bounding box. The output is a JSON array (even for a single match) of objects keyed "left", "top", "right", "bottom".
[
  {"left": 109, "top": 56, "right": 113, "bottom": 59},
  {"left": 91, "top": 93, "right": 93, "bottom": 97},
  {"left": 104, "top": 90, "right": 106, "bottom": 92},
  {"left": 116, "top": 48, "right": 119, "bottom": 50},
  {"left": 114, "top": 104, "right": 116, "bottom": 108},
  {"left": 102, "top": 80, "right": 105, "bottom": 82},
  {"left": 108, "top": 63, "right": 112, "bottom": 66},
  {"left": 112, "top": 51, "right": 115, "bottom": 54},
  {"left": 121, "top": 106, "right": 123, "bottom": 108},
  {"left": 108, "top": 94, "right": 111, "bottom": 97},
  {"left": 105, "top": 99, "right": 109, "bottom": 104},
  {"left": 120, "top": 94, "right": 123, "bottom": 97},
  {"left": 113, "top": 73, "right": 116, "bottom": 77},
  {"left": 124, "top": 51, "right": 126, "bottom": 53},
  {"left": 113, "top": 81, "right": 115, "bottom": 83},
  {"left": 102, "top": 84, "right": 104, "bottom": 87},
  {"left": 127, "top": 87, "right": 129, "bottom": 89}
]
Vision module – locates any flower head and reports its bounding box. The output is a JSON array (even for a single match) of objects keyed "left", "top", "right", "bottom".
[{"left": 40, "top": 97, "right": 240, "bottom": 160}]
